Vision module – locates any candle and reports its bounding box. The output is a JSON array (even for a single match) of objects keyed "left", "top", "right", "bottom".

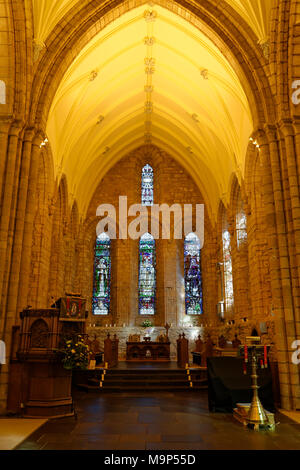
[
  {"left": 260, "top": 359, "right": 264, "bottom": 369},
  {"left": 264, "top": 345, "right": 268, "bottom": 368},
  {"left": 244, "top": 345, "right": 248, "bottom": 363},
  {"left": 99, "top": 382, "right": 103, "bottom": 388},
  {"left": 243, "top": 362, "right": 247, "bottom": 375}
]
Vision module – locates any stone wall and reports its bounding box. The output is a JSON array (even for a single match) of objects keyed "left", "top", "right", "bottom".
[
  {"left": 82, "top": 145, "right": 216, "bottom": 330},
  {"left": 87, "top": 326, "right": 204, "bottom": 361}
]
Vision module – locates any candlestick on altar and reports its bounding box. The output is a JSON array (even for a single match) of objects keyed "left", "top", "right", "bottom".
[{"left": 164, "top": 323, "right": 170, "bottom": 339}]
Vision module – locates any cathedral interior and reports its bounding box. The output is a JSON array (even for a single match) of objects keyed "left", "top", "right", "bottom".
[{"left": 0, "top": 0, "right": 300, "bottom": 452}]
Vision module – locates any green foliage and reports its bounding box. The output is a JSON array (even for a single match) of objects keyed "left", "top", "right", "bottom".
[
  {"left": 141, "top": 319, "right": 153, "bottom": 328},
  {"left": 60, "top": 335, "right": 90, "bottom": 370}
]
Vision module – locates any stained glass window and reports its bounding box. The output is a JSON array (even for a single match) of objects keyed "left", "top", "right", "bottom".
[
  {"left": 236, "top": 202, "right": 247, "bottom": 248},
  {"left": 141, "top": 164, "right": 154, "bottom": 206},
  {"left": 222, "top": 230, "right": 234, "bottom": 310},
  {"left": 184, "top": 233, "right": 203, "bottom": 315},
  {"left": 139, "top": 233, "right": 156, "bottom": 315},
  {"left": 93, "top": 232, "right": 111, "bottom": 315}
]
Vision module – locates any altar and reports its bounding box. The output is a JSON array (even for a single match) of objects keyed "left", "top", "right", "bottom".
[{"left": 126, "top": 340, "right": 171, "bottom": 361}]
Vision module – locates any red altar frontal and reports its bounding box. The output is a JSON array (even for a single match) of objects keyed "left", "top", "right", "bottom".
[
  {"left": 7, "top": 295, "right": 87, "bottom": 418},
  {"left": 126, "top": 340, "right": 171, "bottom": 361}
]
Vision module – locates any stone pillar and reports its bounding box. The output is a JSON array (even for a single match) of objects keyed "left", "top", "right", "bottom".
[
  {"left": 4, "top": 129, "right": 36, "bottom": 321},
  {"left": 16, "top": 134, "right": 43, "bottom": 316},
  {"left": 0, "top": 122, "right": 22, "bottom": 304},
  {"left": 0, "top": 119, "right": 12, "bottom": 205},
  {"left": 163, "top": 239, "right": 178, "bottom": 326},
  {"left": 263, "top": 126, "right": 300, "bottom": 410}
]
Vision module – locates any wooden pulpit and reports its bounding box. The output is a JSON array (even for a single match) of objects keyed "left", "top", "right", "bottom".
[{"left": 7, "top": 294, "right": 87, "bottom": 418}]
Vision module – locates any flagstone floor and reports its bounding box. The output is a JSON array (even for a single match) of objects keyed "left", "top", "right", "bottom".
[{"left": 14, "top": 391, "right": 300, "bottom": 450}]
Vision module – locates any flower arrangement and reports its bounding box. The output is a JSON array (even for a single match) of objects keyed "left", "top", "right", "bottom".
[
  {"left": 219, "top": 325, "right": 232, "bottom": 341},
  {"left": 60, "top": 335, "right": 90, "bottom": 370},
  {"left": 141, "top": 319, "right": 153, "bottom": 328}
]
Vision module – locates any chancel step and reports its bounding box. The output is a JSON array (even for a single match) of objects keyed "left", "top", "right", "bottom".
[{"left": 74, "top": 366, "right": 208, "bottom": 392}]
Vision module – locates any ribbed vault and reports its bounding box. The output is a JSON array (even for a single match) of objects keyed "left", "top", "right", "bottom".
[
  {"left": 32, "top": 0, "right": 273, "bottom": 45},
  {"left": 45, "top": 4, "right": 254, "bottom": 217}
]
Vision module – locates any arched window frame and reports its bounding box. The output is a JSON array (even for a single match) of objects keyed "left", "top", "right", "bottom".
[
  {"left": 92, "top": 232, "right": 111, "bottom": 315},
  {"left": 0, "top": 80, "right": 6, "bottom": 105},
  {"left": 222, "top": 228, "right": 234, "bottom": 312},
  {"left": 236, "top": 197, "right": 247, "bottom": 249},
  {"left": 138, "top": 232, "right": 156, "bottom": 315},
  {"left": 184, "top": 232, "right": 203, "bottom": 315}
]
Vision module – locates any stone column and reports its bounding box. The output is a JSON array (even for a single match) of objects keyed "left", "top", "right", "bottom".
[
  {"left": 263, "top": 126, "right": 299, "bottom": 409},
  {"left": 0, "top": 121, "right": 22, "bottom": 304},
  {"left": 16, "top": 134, "right": 42, "bottom": 316},
  {"left": 280, "top": 121, "right": 300, "bottom": 296},
  {"left": 163, "top": 239, "right": 178, "bottom": 326},
  {"left": 0, "top": 119, "right": 12, "bottom": 204},
  {"left": 0, "top": 121, "right": 23, "bottom": 414},
  {"left": 4, "top": 129, "right": 36, "bottom": 322}
]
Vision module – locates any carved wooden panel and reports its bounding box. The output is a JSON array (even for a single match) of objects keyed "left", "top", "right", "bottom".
[{"left": 30, "top": 319, "right": 49, "bottom": 348}]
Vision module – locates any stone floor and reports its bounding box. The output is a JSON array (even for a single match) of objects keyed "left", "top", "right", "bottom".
[{"left": 15, "top": 390, "right": 300, "bottom": 450}]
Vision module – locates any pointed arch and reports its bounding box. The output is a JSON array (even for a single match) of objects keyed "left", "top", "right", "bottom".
[{"left": 222, "top": 212, "right": 234, "bottom": 313}]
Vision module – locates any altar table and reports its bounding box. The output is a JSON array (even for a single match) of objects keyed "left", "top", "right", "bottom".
[{"left": 126, "top": 341, "right": 171, "bottom": 361}]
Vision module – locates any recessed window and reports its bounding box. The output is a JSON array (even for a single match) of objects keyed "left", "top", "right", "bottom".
[
  {"left": 141, "top": 164, "right": 154, "bottom": 206},
  {"left": 222, "top": 229, "right": 234, "bottom": 310},
  {"left": 139, "top": 233, "right": 156, "bottom": 315},
  {"left": 93, "top": 232, "right": 111, "bottom": 315},
  {"left": 184, "top": 232, "right": 203, "bottom": 315},
  {"left": 0, "top": 81, "right": 6, "bottom": 105}
]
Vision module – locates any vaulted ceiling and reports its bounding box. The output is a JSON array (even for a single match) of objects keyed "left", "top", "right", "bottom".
[
  {"left": 31, "top": 2, "right": 269, "bottom": 217},
  {"left": 32, "top": 0, "right": 273, "bottom": 45}
]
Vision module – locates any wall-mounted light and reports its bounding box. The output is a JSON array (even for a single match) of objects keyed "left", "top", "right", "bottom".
[
  {"left": 40, "top": 137, "right": 48, "bottom": 148},
  {"left": 249, "top": 137, "right": 260, "bottom": 150}
]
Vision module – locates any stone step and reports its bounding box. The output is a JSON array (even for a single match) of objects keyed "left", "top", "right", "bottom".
[
  {"left": 77, "top": 383, "right": 208, "bottom": 392},
  {"left": 89, "top": 376, "right": 207, "bottom": 384},
  {"left": 90, "top": 373, "right": 189, "bottom": 380},
  {"left": 72, "top": 367, "right": 208, "bottom": 392}
]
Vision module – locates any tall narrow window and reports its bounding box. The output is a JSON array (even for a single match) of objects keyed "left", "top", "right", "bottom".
[
  {"left": 141, "top": 164, "right": 154, "bottom": 206},
  {"left": 93, "top": 232, "right": 111, "bottom": 315},
  {"left": 184, "top": 233, "right": 203, "bottom": 315},
  {"left": 236, "top": 200, "right": 247, "bottom": 248},
  {"left": 139, "top": 233, "right": 156, "bottom": 315},
  {"left": 222, "top": 230, "right": 234, "bottom": 310},
  {"left": 0, "top": 80, "right": 6, "bottom": 105}
]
